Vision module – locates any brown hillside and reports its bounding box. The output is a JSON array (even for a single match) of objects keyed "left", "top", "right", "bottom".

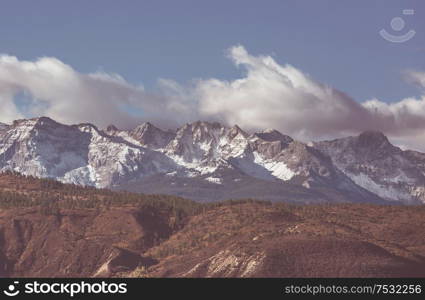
[
  {"left": 0, "top": 172, "right": 425, "bottom": 277},
  {"left": 127, "top": 202, "right": 425, "bottom": 278}
]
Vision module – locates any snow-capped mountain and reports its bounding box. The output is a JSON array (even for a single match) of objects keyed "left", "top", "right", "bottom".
[
  {"left": 0, "top": 117, "right": 423, "bottom": 204},
  {"left": 314, "top": 131, "right": 425, "bottom": 204},
  {"left": 128, "top": 122, "right": 175, "bottom": 149},
  {"left": 0, "top": 117, "right": 177, "bottom": 188}
]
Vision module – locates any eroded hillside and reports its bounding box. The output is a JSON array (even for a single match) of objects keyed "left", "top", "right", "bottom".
[{"left": 1, "top": 173, "right": 425, "bottom": 278}]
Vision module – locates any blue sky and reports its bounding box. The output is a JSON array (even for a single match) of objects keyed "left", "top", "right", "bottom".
[{"left": 0, "top": 0, "right": 423, "bottom": 103}]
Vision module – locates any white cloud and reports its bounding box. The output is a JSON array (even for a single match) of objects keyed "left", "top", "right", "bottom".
[
  {"left": 0, "top": 91, "right": 23, "bottom": 123},
  {"left": 0, "top": 55, "right": 192, "bottom": 128},
  {"left": 1, "top": 48, "right": 425, "bottom": 150},
  {"left": 194, "top": 46, "right": 425, "bottom": 150},
  {"left": 196, "top": 46, "right": 374, "bottom": 139}
]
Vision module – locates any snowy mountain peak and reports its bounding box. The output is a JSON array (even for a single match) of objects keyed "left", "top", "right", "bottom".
[
  {"left": 229, "top": 124, "right": 244, "bottom": 132},
  {"left": 15, "top": 116, "right": 61, "bottom": 130},
  {"left": 134, "top": 121, "right": 155, "bottom": 130},
  {"left": 356, "top": 130, "right": 391, "bottom": 148},
  {"left": 1, "top": 117, "right": 425, "bottom": 204},
  {"left": 106, "top": 124, "right": 119, "bottom": 133},
  {"left": 165, "top": 121, "right": 225, "bottom": 163},
  {"left": 315, "top": 132, "right": 425, "bottom": 204},
  {"left": 227, "top": 125, "right": 248, "bottom": 140},
  {"left": 34, "top": 116, "right": 59, "bottom": 125},
  {"left": 130, "top": 122, "right": 175, "bottom": 149},
  {"left": 11, "top": 118, "right": 33, "bottom": 128},
  {"left": 179, "top": 121, "right": 226, "bottom": 140},
  {"left": 174, "top": 121, "right": 225, "bottom": 142},
  {"left": 254, "top": 128, "right": 293, "bottom": 144},
  {"left": 76, "top": 122, "right": 100, "bottom": 133}
]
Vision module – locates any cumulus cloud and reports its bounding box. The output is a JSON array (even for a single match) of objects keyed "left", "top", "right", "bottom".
[
  {"left": 195, "top": 45, "right": 375, "bottom": 139},
  {"left": 1, "top": 47, "right": 425, "bottom": 150},
  {"left": 0, "top": 55, "right": 193, "bottom": 128},
  {"left": 192, "top": 46, "right": 425, "bottom": 150}
]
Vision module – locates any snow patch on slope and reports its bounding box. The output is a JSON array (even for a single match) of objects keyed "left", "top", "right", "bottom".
[
  {"left": 167, "top": 154, "right": 218, "bottom": 175},
  {"left": 62, "top": 165, "right": 98, "bottom": 186},
  {"left": 349, "top": 172, "right": 411, "bottom": 202},
  {"left": 253, "top": 152, "right": 296, "bottom": 181},
  {"left": 205, "top": 177, "right": 222, "bottom": 184}
]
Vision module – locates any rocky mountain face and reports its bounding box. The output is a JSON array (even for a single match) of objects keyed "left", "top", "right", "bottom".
[
  {"left": 314, "top": 131, "right": 425, "bottom": 204},
  {"left": 0, "top": 117, "right": 424, "bottom": 204},
  {"left": 0, "top": 117, "right": 176, "bottom": 188},
  {"left": 128, "top": 122, "right": 175, "bottom": 149}
]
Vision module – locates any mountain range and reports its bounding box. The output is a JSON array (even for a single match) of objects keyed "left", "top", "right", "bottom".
[{"left": 0, "top": 116, "right": 424, "bottom": 204}]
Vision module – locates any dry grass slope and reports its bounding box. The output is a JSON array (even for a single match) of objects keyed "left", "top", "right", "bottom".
[{"left": 0, "top": 172, "right": 424, "bottom": 278}]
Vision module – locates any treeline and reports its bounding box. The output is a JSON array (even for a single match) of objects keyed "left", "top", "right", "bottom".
[
  {"left": 1, "top": 170, "right": 114, "bottom": 196},
  {"left": 0, "top": 188, "right": 201, "bottom": 215},
  {"left": 0, "top": 173, "right": 209, "bottom": 229},
  {"left": 0, "top": 171, "right": 279, "bottom": 223}
]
